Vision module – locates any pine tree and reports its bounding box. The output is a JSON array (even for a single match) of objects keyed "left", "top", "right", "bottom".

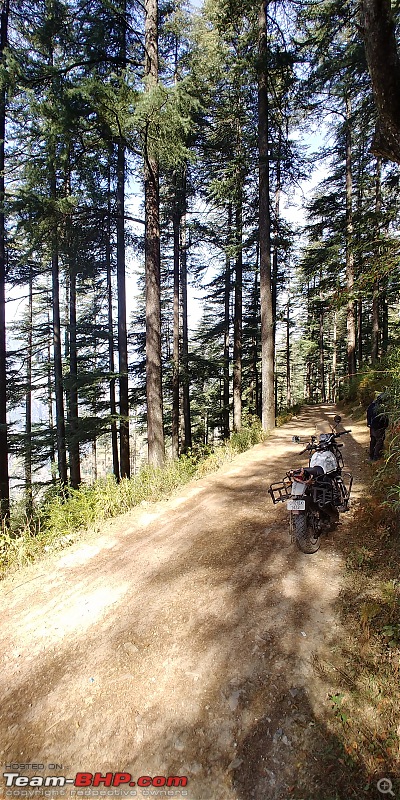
[
  {"left": 0, "top": 0, "right": 9, "bottom": 517},
  {"left": 144, "top": 0, "right": 165, "bottom": 466},
  {"left": 258, "top": 1, "right": 274, "bottom": 430}
]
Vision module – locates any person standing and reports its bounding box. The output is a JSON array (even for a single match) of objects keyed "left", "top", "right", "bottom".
[{"left": 367, "top": 393, "right": 389, "bottom": 461}]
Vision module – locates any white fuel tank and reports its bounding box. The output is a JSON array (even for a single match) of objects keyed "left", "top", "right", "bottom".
[{"left": 310, "top": 450, "right": 337, "bottom": 474}]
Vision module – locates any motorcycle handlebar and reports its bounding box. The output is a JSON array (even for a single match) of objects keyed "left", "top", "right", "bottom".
[{"left": 293, "top": 429, "right": 351, "bottom": 452}]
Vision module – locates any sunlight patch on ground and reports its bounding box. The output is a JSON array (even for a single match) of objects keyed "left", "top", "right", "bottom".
[
  {"left": 57, "top": 544, "right": 103, "bottom": 567},
  {"left": 4, "top": 583, "right": 130, "bottom": 655}
]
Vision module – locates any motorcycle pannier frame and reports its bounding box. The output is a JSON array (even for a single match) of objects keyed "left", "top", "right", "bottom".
[
  {"left": 268, "top": 476, "right": 292, "bottom": 504},
  {"left": 311, "top": 478, "right": 335, "bottom": 506}
]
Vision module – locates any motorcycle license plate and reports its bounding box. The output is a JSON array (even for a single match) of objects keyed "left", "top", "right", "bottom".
[{"left": 287, "top": 498, "right": 306, "bottom": 511}]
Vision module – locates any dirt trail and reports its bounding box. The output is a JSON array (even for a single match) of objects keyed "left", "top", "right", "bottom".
[{"left": 0, "top": 406, "right": 369, "bottom": 800}]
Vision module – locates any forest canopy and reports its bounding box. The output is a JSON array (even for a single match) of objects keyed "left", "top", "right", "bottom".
[{"left": 0, "top": 0, "right": 399, "bottom": 518}]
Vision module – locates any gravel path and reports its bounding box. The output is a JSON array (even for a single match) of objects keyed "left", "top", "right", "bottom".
[{"left": 0, "top": 406, "right": 369, "bottom": 800}]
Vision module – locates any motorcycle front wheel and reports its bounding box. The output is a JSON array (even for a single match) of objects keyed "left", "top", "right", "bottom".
[{"left": 292, "top": 512, "right": 321, "bottom": 554}]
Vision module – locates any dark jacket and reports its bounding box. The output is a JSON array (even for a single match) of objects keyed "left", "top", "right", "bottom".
[{"left": 367, "top": 399, "right": 389, "bottom": 430}]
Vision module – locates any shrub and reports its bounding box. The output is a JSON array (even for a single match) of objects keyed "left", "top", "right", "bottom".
[{"left": 0, "top": 420, "right": 267, "bottom": 577}]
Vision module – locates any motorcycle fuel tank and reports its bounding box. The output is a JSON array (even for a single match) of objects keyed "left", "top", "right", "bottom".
[{"left": 310, "top": 450, "right": 337, "bottom": 474}]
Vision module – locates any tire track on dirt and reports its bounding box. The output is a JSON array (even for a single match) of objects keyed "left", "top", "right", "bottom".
[{"left": 0, "top": 406, "right": 369, "bottom": 800}]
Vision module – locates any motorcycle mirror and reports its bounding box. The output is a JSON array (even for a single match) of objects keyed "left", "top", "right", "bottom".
[
  {"left": 334, "top": 415, "right": 342, "bottom": 423},
  {"left": 292, "top": 436, "right": 300, "bottom": 443}
]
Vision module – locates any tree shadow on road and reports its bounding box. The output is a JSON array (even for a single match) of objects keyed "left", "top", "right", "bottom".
[{"left": 1, "top": 406, "right": 398, "bottom": 800}]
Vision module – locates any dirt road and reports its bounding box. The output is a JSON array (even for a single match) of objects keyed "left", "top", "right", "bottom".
[{"left": 0, "top": 406, "right": 369, "bottom": 800}]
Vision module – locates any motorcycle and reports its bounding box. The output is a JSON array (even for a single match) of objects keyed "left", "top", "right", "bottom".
[{"left": 268, "top": 424, "right": 353, "bottom": 554}]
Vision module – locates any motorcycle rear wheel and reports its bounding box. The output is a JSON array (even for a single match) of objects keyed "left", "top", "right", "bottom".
[{"left": 293, "top": 512, "right": 321, "bottom": 554}]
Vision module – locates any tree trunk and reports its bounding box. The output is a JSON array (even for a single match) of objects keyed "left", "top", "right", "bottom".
[
  {"left": 360, "top": 0, "right": 400, "bottom": 164},
  {"left": 286, "top": 297, "right": 291, "bottom": 408},
  {"left": 68, "top": 255, "right": 81, "bottom": 488},
  {"left": 223, "top": 204, "right": 231, "bottom": 440},
  {"left": 332, "top": 311, "right": 337, "bottom": 403},
  {"left": 319, "top": 302, "right": 326, "bottom": 402},
  {"left": 0, "top": 0, "right": 9, "bottom": 517},
  {"left": 372, "top": 287, "right": 380, "bottom": 361},
  {"left": 258, "top": 2, "right": 275, "bottom": 431},
  {"left": 381, "top": 291, "right": 389, "bottom": 353},
  {"left": 345, "top": 94, "right": 357, "bottom": 379},
  {"left": 47, "top": 309, "right": 56, "bottom": 482},
  {"left": 233, "top": 194, "right": 242, "bottom": 432},
  {"left": 357, "top": 299, "right": 363, "bottom": 365},
  {"left": 306, "top": 360, "right": 312, "bottom": 403},
  {"left": 117, "top": 150, "right": 130, "bottom": 477},
  {"left": 180, "top": 198, "right": 192, "bottom": 452},
  {"left": 372, "top": 157, "right": 382, "bottom": 362},
  {"left": 92, "top": 438, "right": 97, "bottom": 481},
  {"left": 25, "top": 264, "right": 33, "bottom": 515},
  {"left": 52, "top": 247, "right": 68, "bottom": 486},
  {"left": 253, "top": 253, "right": 261, "bottom": 419},
  {"left": 172, "top": 180, "right": 180, "bottom": 459},
  {"left": 145, "top": 0, "right": 164, "bottom": 466},
  {"left": 50, "top": 159, "right": 68, "bottom": 487},
  {"left": 106, "top": 162, "right": 120, "bottom": 481},
  {"left": 272, "top": 133, "right": 281, "bottom": 415}
]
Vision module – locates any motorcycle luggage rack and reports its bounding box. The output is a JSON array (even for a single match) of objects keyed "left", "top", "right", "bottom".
[
  {"left": 341, "top": 471, "right": 353, "bottom": 494},
  {"left": 268, "top": 476, "right": 292, "bottom": 504},
  {"left": 312, "top": 479, "right": 334, "bottom": 505}
]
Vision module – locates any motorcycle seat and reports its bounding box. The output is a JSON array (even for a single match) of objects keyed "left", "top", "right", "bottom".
[{"left": 315, "top": 471, "right": 338, "bottom": 482}]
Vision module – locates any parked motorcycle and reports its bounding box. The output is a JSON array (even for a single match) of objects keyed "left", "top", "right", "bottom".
[{"left": 268, "top": 425, "right": 353, "bottom": 554}]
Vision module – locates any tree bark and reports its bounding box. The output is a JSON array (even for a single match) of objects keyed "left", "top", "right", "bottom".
[
  {"left": 332, "top": 311, "right": 337, "bottom": 403},
  {"left": 286, "top": 297, "right": 291, "bottom": 408},
  {"left": 106, "top": 161, "right": 120, "bottom": 481},
  {"left": 116, "top": 2, "right": 130, "bottom": 479},
  {"left": 145, "top": 0, "right": 164, "bottom": 467},
  {"left": 360, "top": 0, "right": 400, "bottom": 163},
  {"left": 25, "top": 264, "right": 33, "bottom": 515},
  {"left": 233, "top": 194, "right": 242, "bottom": 432},
  {"left": 306, "top": 359, "right": 312, "bottom": 403},
  {"left": 116, "top": 138, "right": 130, "bottom": 477},
  {"left": 0, "top": 0, "right": 9, "bottom": 517},
  {"left": 381, "top": 291, "right": 389, "bottom": 353},
  {"left": 253, "top": 252, "right": 261, "bottom": 419},
  {"left": 180, "top": 199, "right": 192, "bottom": 452},
  {"left": 319, "top": 301, "right": 326, "bottom": 402},
  {"left": 345, "top": 94, "right": 357, "bottom": 379},
  {"left": 357, "top": 299, "right": 363, "bottom": 365},
  {"left": 51, "top": 164, "right": 68, "bottom": 487},
  {"left": 223, "top": 204, "right": 231, "bottom": 440},
  {"left": 372, "top": 157, "right": 381, "bottom": 362},
  {"left": 68, "top": 252, "right": 81, "bottom": 488},
  {"left": 172, "top": 177, "right": 180, "bottom": 459},
  {"left": 47, "top": 308, "right": 56, "bottom": 482},
  {"left": 258, "top": 2, "right": 275, "bottom": 431},
  {"left": 272, "top": 133, "right": 281, "bottom": 414}
]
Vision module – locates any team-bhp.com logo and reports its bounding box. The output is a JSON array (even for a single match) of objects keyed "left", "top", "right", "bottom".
[{"left": 3, "top": 773, "right": 188, "bottom": 789}]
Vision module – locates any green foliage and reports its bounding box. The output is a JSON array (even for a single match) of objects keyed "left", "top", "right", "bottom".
[
  {"left": 329, "top": 693, "right": 350, "bottom": 726},
  {"left": 340, "top": 365, "right": 387, "bottom": 406},
  {"left": 0, "top": 421, "right": 266, "bottom": 577},
  {"left": 276, "top": 403, "right": 303, "bottom": 427},
  {"left": 345, "top": 545, "right": 373, "bottom": 571},
  {"left": 229, "top": 419, "right": 266, "bottom": 452}
]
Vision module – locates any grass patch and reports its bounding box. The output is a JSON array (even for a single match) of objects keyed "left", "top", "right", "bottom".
[
  {"left": 0, "top": 422, "right": 267, "bottom": 578},
  {"left": 276, "top": 403, "right": 302, "bottom": 427},
  {"left": 313, "top": 493, "right": 400, "bottom": 797},
  {"left": 284, "top": 464, "right": 400, "bottom": 799}
]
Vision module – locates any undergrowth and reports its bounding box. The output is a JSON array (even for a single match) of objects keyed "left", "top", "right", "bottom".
[
  {"left": 0, "top": 422, "right": 266, "bottom": 577},
  {"left": 276, "top": 402, "right": 302, "bottom": 427},
  {"left": 315, "top": 489, "right": 400, "bottom": 797}
]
